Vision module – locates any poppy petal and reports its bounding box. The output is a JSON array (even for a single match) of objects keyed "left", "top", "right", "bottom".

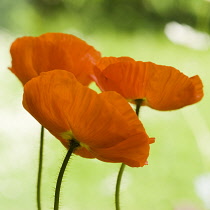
[
  {"left": 96, "top": 56, "right": 135, "bottom": 70},
  {"left": 94, "top": 61, "right": 146, "bottom": 98},
  {"left": 9, "top": 37, "right": 38, "bottom": 84},
  {"left": 23, "top": 70, "right": 150, "bottom": 152},
  {"left": 99, "top": 91, "right": 145, "bottom": 133},
  {"left": 10, "top": 33, "right": 101, "bottom": 85},
  {"left": 94, "top": 59, "right": 203, "bottom": 110},
  {"left": 91, "top": 133, "right": 150, "bottom": 167},
  {"left": 144, "top": 62, "right": 204, "bottom": 110},
  {"left": 74, "top": 147, "right": 96, "bottom": 159}
]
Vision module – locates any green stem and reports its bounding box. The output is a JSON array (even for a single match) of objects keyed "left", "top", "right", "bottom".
[
  {"left": 135, "top": 99, "right": 144, "bottom": 116},
  {"left": 37, "top": 125, "right": 44, "bottom": 210},
  {"left": 115, "top": 163, "right": 126, "bottom": 210},
  {"left": 115, "top": 99, "right": 143, "bottom": 210},
  {"left": 54, "top": 140, "right": 80, "bottom": 210}
]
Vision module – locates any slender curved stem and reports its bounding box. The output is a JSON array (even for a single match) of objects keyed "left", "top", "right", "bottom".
[
  {"left": 54, "top": 140, "right": 80, "bottom": 210},
  {"left": 37, "top": 125, "right": 44, "bottom": 210},
  {"left": 115, "top": 163, "right": 126, "bottom": 210},
  {"left": 115, "top": 99, "right": 144, "bottom": 210}
]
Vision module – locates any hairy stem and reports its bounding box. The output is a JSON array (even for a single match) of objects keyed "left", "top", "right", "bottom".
[{"left": 54, "top": 140, "right": 80, "bottom": 210}]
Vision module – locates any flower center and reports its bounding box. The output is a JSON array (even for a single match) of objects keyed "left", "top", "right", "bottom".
[{"left": 61, "top": 130, "right": 90, "bottom": 150}]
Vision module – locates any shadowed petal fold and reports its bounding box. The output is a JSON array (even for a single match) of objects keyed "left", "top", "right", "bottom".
[{"left": 92, "top": 133, "right": 150, "bottom": 167}]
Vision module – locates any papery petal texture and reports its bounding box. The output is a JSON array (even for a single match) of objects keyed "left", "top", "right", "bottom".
[
  {"left": 92, "top": 134, "right": 150, "bottom": 167},
  {"left": 23, "top": 70, "right": 152, "bottom": 167},
  {"left": 96, "top": 56, "right": 135, "bottom": 70},
  {"left": 94, "top": 57, "right": 204, "bottom": 110},
  {"left": 9, "top": 33, "right": 101, "bottom": 85}
]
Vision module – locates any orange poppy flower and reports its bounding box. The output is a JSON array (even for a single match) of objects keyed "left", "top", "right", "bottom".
[
  {"left": 23, "top": 70, "right": 154, "bottom": 167},
  {"left": 93, "top": 57, "right": 204, "bottom": 111},
  {"left": 9, "top": 32, "right": 101, "bottom": 86}
]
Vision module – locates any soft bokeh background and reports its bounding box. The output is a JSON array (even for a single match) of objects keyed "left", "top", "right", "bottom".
[{"left": 1, "top": 0, "right": 210, "bottom": 209}]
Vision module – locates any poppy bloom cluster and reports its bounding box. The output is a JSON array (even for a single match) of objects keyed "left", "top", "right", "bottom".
[
  {"left": 9, "top": 33, "right": 204, "bottom": 167},
  {"left": 23, "top": 70, "right": 153, "bottom": 167}
]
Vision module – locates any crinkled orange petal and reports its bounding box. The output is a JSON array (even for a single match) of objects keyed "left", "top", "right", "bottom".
[
  {"left": 94, "top": 60, "right": 146, "bottom": 98},
  {"left": 90, "top": 133, "right": 150, "bottom": 167},
  {"left": 10, "top": 33, "right": 101, "bottom": 85},
  {"left": 144, "top": 62, "right": 204, "bottom": 110},
  {"left": 23, "top": 70, "right": 151, "bottom": 166},
  {"left": 93, "top": 57, "right": 135, "bottom": 91},
  {"left": 96, "top": 56, "right": 135, "bottom": 70},
  {"left": 98, "top": 91, "right": 145, "bottom": 134},
  {"left": 9, "top": 37, "right": 39, "bottom": 84},
  {"left": 94, "top": 58, "right": 204, "bottom": 110}
]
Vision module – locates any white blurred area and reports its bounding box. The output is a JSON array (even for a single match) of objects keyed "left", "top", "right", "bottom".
[
  {"left": 183, "top": 106, "right": 210, "bottom": 210},
  {"left": 164, "top": 21, "right": 210, "bottom": 50},
  {"left": 195, "top": 173, "right": 210, "bottom": 210}
]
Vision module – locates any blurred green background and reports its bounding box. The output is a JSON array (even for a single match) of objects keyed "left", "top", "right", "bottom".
[{"left": 1, "top": 0, "right": 210, "bottom": 210}]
